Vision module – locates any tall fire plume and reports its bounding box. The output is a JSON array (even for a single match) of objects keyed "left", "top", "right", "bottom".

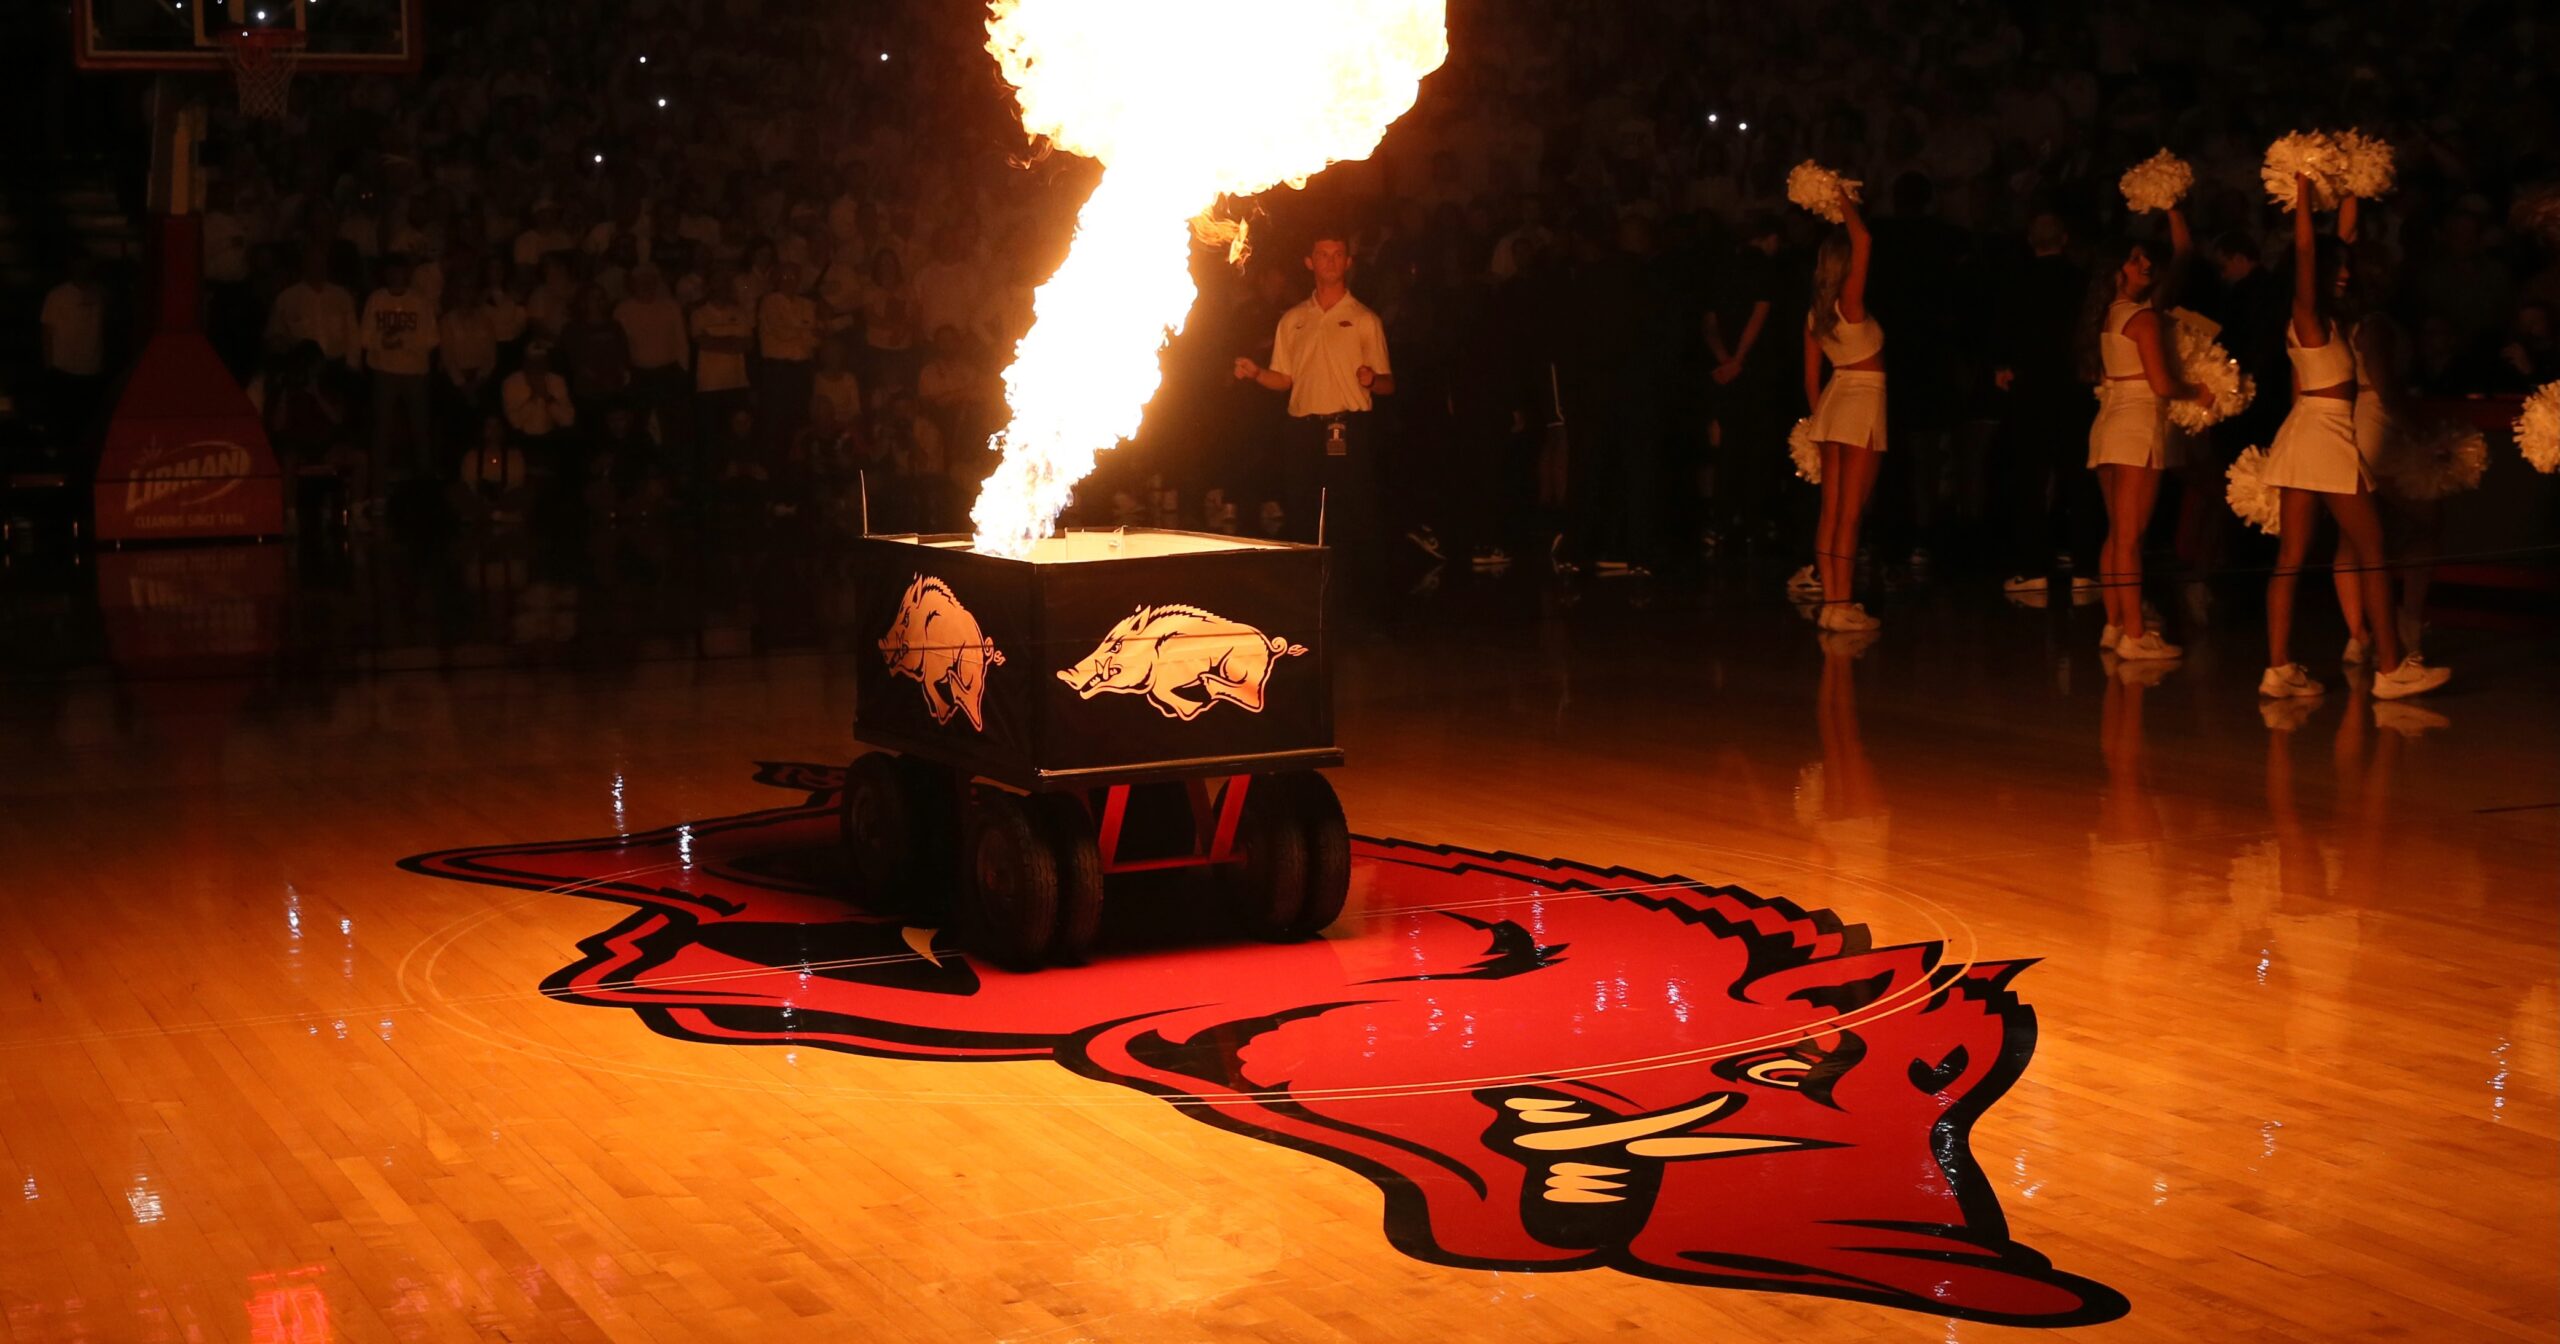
[{"left": 966, "top": 0, "right": 1448, "bottom": 558}]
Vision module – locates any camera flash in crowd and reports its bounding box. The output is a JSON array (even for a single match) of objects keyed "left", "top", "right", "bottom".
[
  {"left": 656, "top": 98, "right": 668, "bottom": 108},
  {"left": 592, "top": 153, "right": 605, "bottom": 164},
  {"left": 1706, "top": 112, "right": 1718, "bottom": 124}
]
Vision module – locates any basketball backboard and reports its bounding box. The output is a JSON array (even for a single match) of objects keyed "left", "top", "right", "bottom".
[{"left": 72, "top": 0, "right": 421, "bottom": 73}]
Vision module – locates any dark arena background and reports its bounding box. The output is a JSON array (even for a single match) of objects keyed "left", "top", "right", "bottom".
[{"left": 3, "top": 0, "right": 2556, "bottom": 1339}]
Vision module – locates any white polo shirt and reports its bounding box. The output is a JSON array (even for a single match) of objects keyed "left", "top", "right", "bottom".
[{"left": 1268, "top": 291, "right": 1390, "bottom": 418}]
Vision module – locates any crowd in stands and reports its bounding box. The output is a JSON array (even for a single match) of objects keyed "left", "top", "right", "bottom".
[{"left": 30, "top": 0, "right": 2560, "bottom": 573}]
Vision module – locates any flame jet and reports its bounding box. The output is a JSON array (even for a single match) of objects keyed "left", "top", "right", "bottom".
[{"left": 967, "top": 0, "right": 1448, "bottom": 559}]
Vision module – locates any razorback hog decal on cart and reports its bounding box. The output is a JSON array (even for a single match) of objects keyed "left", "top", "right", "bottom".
[
  {"left": 399, "top": 762, "right": 2128, "bottom": 1328},
  {"left": 1057, "top": 605, "right": 1307, "bottom": 721},
  {"left": 878, "top": 575, "right": 1004, "bottom": 731}
]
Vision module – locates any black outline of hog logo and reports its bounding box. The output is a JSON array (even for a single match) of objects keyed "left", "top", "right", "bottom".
[{"left": 1056, "top": 604, "right": 1307, "bottom": 721}]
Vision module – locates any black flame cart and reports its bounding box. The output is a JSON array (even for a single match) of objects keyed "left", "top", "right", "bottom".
[{"left": 848, "top": 529, "right": 1346, "bottom": 970}]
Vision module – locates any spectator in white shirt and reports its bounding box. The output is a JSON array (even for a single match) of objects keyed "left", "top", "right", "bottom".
[
  {"left": 38, "top": 256, "right": 110, "bottom": 443},
  {"left": 525, "top": 255, "right": 578, "bottom": 341},
  {"left": 513, "top": 199, "right": 576, "bottom": 269},
  {"left": 267, "top": 249, "right": 360, "bottom": 369},
  {"left": 689, "top": 268, "right": 756, "bottom": 457},
  {"left": 614, "top": 266, "right": 691, "bottom": 449},
  {"left": 810, "top": 339, "right": 863, "bottom": 432},
  {"left": 502, "top": 341, "right": 577, "bottom": 456},
  {"left": 757, "top": 261, "right": 820, "bottom": 460},
  {"left": 359, "top": 257, "right": 440, "bottom": 494},
  {"left": 909, "top": 232, "right": 984, "bottom": 346},
  {"left": 677, "top": 206, "right": 723, "bottom": 256},
  {"left": 861, "top": 247, "right": 918, "bottom": 391},
  {"left": 826, "top": 164, "right": 871, "bottom": 252},
  {"left": 385, "top": 194, "right": 447, "bottom": 273},
  {"left": 439, "top": 272, "right": 499, "bottom": 423},
  {"left": 817, "top": 246, "right": 868, "bottom": 341}
]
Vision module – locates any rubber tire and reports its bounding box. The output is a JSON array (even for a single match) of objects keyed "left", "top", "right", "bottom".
[
  {"left": 959, "top": 790, "right": 1061, "bottom": 972},
  {"left": 840, "top": 754, "right": 912, "bottom": 913},
  {"left": 1032, "top": 794, "right": 1105, "bottom": 965},
  {"left": 1279, "top": 772, "right": 1351, "bottom": 939},
  {"left": 1229, "top": 778, "right": 1310, "bottom": 941}
]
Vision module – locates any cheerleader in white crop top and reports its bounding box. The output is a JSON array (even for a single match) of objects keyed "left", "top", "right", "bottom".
[
  {"left": 1801, "top": 198, "right": 1884, "bottom": 633},
  {"left": 2258, "top": 180, "right": 2448, "bottom": 702},
  {"left": 2082, "top": 211, "right": 2214, "bottom": 663}
]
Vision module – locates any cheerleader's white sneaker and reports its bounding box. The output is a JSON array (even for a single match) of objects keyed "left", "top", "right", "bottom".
[
  {"left": 2099, "top": 624, "right": 2120, "bottom": 650},
  {"left": 2115, "top": 630, "right": 2182, "bottom": 661},
  {"left": 2370, "top": 656, "right": 2451, "bottom": 701},
  {"left": 2342, "top": 637, "right": 2369, "bottom": 665},
  {"left": 2258, "top": 663, "right": 2323, "bottom": 698},
  {"left": 1787, "top": 565, "right": 1823, "bottom": 594}
]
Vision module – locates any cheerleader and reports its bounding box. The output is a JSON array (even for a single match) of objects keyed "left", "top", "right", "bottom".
[
  {"left": 2081, "top": 208, "right": 2214, "bottom": 661},
  {"left": 2337, "top": 250, "right": 2437, "bottom": 663},
  {"left": 1801, "top": 199, "right": 1884, "bottom": 632},
  {"left": 2259, "top": 178, "right": 2448, "bottom": 701}
]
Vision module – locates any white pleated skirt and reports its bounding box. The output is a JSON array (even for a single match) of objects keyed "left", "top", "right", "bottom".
[
  {"left": 2263, "top": 396, "right": 2366, "bottom": 494},
  {"left": 1809, "top": 369, "right": 1886, "bottom": 453},
  {"left": 2088, "top": 380, "right": 2169, "bottom": 469}
]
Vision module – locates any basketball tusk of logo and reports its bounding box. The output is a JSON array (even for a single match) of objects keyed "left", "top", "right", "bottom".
[{"left": 1508, "top": 1093, "right": 1749, "bottom": 1151}]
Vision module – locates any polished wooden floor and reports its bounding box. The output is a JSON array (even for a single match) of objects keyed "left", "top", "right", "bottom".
[{"left": 2, "top": 544, "right": 2555, "bottom": 1342}]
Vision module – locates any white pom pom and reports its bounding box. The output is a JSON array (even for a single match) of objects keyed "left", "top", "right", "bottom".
[
  {"left": 2515, "top": 380, "right": 2560, "bottom": 474},
  {"left": 2226, "top": 447, "right": 2282, "bottom": 535},
  {"left": 2118, "top": 150, "right": 2193, "bottom": 214},
  {"left": 2165, "top": 310, "right": 2256, "bottom": 432},
  {"left": 2333, "top": 129, "right": 2396, "bottom": 199},
  {"left": 2262, "top": 131, "right": 2344, "bottom": 210},
  {"left": 2383, "top": 419, "right": 2488, "bottom": 500},
  {"left": 1788, "top": 418, "right": 1822, "bottom": 484},
  {"left": 1786, "top": 161, "right": 1861, "bottom": 225}
]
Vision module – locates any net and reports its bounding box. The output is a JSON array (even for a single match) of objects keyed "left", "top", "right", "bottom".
[{"left": 217, "top": 28, "right": 305, "bottom": 120}]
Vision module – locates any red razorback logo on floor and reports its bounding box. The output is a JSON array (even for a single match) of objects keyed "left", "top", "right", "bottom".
[{"left": 400, "top": 763, "right": 2126, "bottom": 1327}]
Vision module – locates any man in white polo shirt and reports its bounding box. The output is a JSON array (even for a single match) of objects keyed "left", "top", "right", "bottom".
[{"left": 1232, "top": 233, "right": 1394, "bottom": 604}]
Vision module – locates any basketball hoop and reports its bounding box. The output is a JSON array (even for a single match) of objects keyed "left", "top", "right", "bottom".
[{"left": 216, "top": 27, "right": 305, "bottom": 120}]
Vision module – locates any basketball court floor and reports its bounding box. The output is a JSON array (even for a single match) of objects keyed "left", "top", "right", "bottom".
[{"left": 2, "top": 548, "right": 2554, "bottom": 1342}]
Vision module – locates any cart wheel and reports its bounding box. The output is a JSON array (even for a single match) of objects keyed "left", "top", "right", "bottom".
[
  {"left": 1228, "top": 779, "right": 1309, "bottom": 941},
  {"left": 1032, "top": 794, "right": 1104, "bottom": 965},
  {"left": 1277, "top": 772, "right": 1351, "bottom": 939},
  {"left": 960, "top": 790, "right": 1061, "bottom": 972},
  {"left": 840, "top": 753, "right": 957, "bottom": 920},
  {"left": 840, "top": 753, "right": 912, "bottom": 911}
]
